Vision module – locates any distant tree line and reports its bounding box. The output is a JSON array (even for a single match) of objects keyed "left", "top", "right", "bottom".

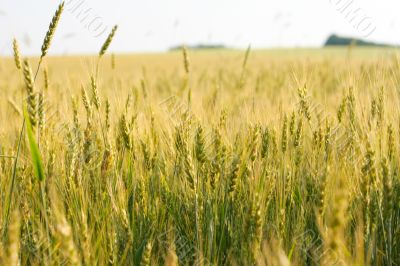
[{"left": 324, "top": 34, "right": 393, "bottom": 47}]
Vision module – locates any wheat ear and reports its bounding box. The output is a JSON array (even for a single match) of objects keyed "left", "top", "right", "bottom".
[
  {"left": 40, "top": 2, "right": 64, "bottom": 59},
  {"left": 99, "top": 25, "right": 118, "bottom": 57},
  {"left": 12, "top": 38, "right": 22, "bottom": 70}
]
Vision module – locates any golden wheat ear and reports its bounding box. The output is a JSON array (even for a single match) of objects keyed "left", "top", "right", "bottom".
[
  {"left": 182, "top": 45, "right": 190, "bottom": 75},
  {"left": 22, "top": 59, "right": 37, "bottom": 127},
  {"left": 12, "top": 38, "right": 22, "bottom": 70},
  {"left": 90, "top": 76, "right": 100, "bottom": 110},
  {"left": 140, "top": 241, "right": 152, "bottom": 266},
  {"left": 41, "top": 2, "right": 65, "bottom": 59},
  {"left": 99, "top": 25, "right": 118, "bottom": 57}
]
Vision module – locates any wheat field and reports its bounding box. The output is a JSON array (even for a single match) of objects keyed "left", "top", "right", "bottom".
[{"left": 0, "top": 4, "right": 399, "bottom": 266}]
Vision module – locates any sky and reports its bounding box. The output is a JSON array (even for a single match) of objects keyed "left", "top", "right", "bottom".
[{"left": 0, "top": 0, "right": 399, "bottom": 55}]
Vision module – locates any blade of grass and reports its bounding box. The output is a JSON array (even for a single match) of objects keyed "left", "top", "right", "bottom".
[
  {"left": 25, "top": 107, "right": 45, "bottom": 182},
  {"left": 24, "top": 107, "right": 51, "bottom": 256}
]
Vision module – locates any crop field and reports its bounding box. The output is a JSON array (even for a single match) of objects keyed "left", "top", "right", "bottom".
[{"left": 0, "top": 3, "right": 400, "bottom": 266}]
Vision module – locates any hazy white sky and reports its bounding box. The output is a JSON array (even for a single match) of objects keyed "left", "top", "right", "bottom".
[{"left": 0, "top": 0, "right": 399, "bottom": 55}]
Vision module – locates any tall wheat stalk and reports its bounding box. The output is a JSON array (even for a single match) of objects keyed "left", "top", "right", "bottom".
[{"left": 3, "top": 1, "right": 64, "bottom": 242}]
